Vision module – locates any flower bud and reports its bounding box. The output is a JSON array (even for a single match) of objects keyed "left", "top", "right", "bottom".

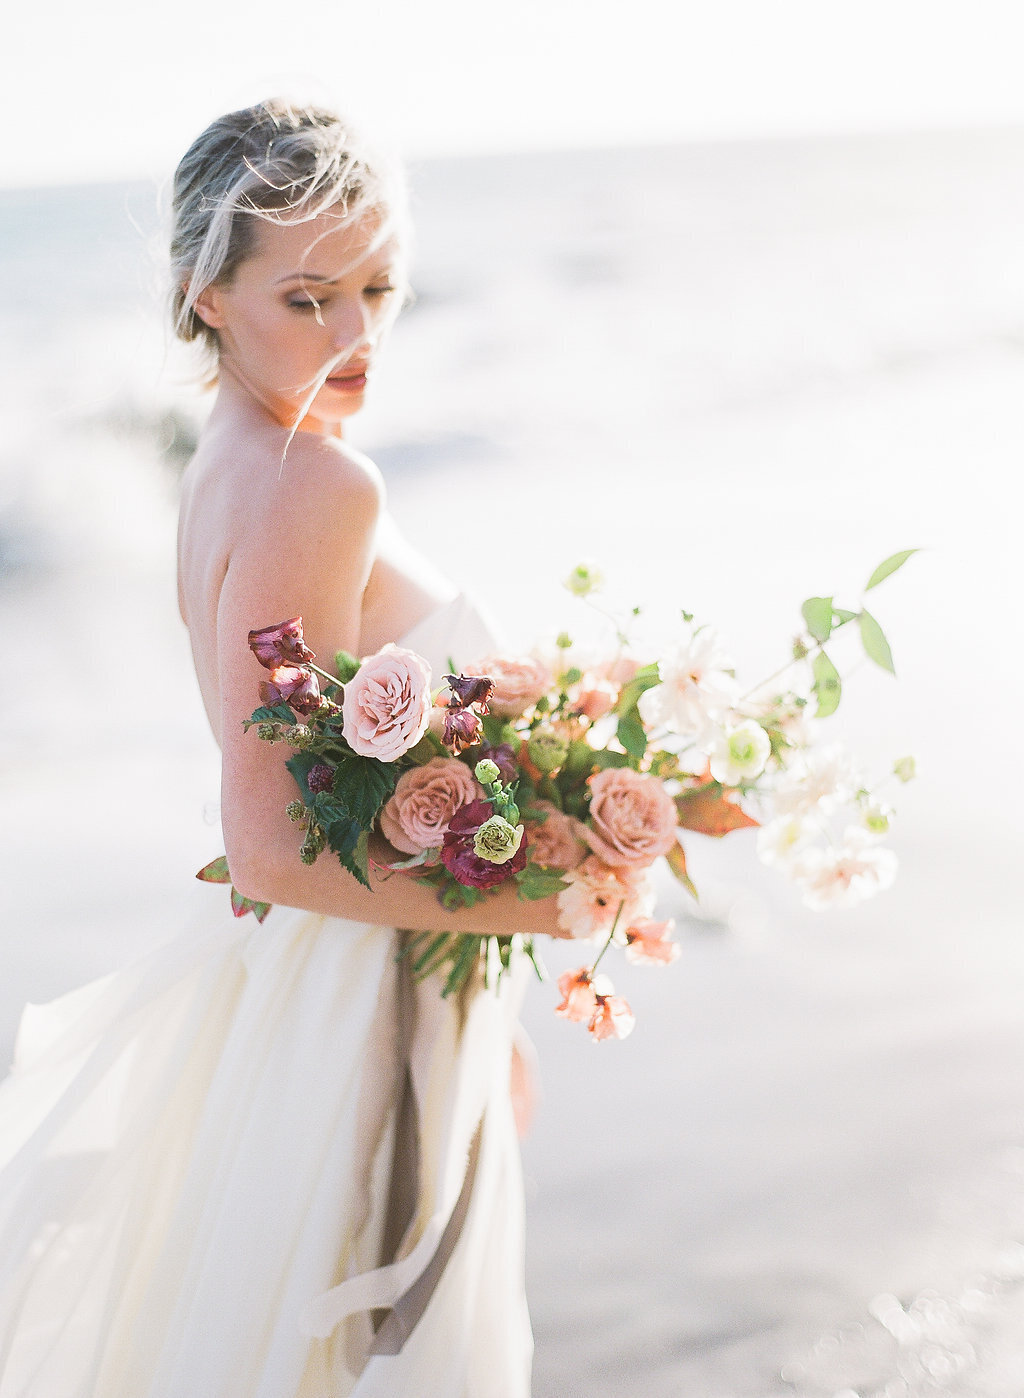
[
  {"left": 257, "top": 722, "right": 280, "bottom": 741},
  {"left": 286, "top": 724, "right": 313, "bottom": 748},
  {"left": 300, "top": 823, "right": 326, "bottom": 865},
  {"left": 564, "top": 562, "right": 604, "bottom": 598},
  {"left": 528, "top": 727, "right": 570, "bottom": 774},
  {"left": 474, "top": 758, "right": 501, "bottom": 786},
  {"left": 443, "top": 706, "right": 483, "bottom": 754},
  {"left": 861, "top": 799, "right": 894, "bottom": 835},
  {"left": 893, "top": 756, "right": 916, "bottom": 783},
  {"left": 285, "top": 800, "right": 308, "bottom": 824},
  {"left": 473, "top": 815, "right": 525, "bottom": 865},
  {"left": 556, "top": 631, "right": 573, "bottom": 650}
]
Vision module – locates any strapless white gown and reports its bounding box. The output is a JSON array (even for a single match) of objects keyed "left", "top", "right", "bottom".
[{"left": 0, "top": 595, "right": 533, "bottom": 1398}]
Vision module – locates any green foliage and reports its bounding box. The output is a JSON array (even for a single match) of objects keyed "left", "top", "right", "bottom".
[
  {"left": 591, "top": 749, "right": 632, "bottom": 771},
  {"left": 812, "top": 650, "right": 842, "bottom": 717},
  {"left": 324, "top": 751, "right": 399, "bottom": 827},
  {"left": 196, "top": 855, "right": 231, "bottom": 884},
  {"left": 859, "top": 609, "right": 895, "bottom": 674},
  {"left": 866, "top": 549, "right": 918, "bottom": 591},
  {"left": 334, "top": 649, "right": 361, "bottom": 683},
  {"left": 560, "top": 739, "right": 597, "bottom": 785},
  {"left": 249, "top": 702, "right": 296, "bottom": 725},
  {"left": 616, "top": 710, "right": 647, "bottom": 762},
  {"left": 230, "top": 887, "right": 272, "bottom": 922},
  {"left": 615, "top": 662, "right": 661, "bottom": 717},
  {"left": 515, "top": 863, "right": 570, "bottom": 900},
  {"left": 801, "top": 595, "right": 834, "bottom": 643}
]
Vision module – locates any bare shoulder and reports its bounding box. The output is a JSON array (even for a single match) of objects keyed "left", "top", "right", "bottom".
[{"left": 250, "top": 433, "right": 384, "bottom": 532}]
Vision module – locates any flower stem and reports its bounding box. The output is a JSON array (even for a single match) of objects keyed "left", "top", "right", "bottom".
[{"left": 589, "top": 899, "right": 626, "bottom": 977}]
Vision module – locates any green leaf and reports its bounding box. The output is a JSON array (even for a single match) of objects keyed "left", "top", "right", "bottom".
[
  {"left": 859, "top": 609, "right": 895, "bottom": 674},
  {"left": 196, "top": 855, "right": 231, "bottom": 884},
  {"left": 322, "top": 750, "right": 399, "bottom": 828},
  {"left": 616, "top": 711, "right": 648, "bottom": 761},
  {"left": 230, "top": 886, "right": 273, "bottom": 922},
  {"left": 514, "top": 863, "right": 571, "bottom": 900},
  {"left": 665, "top": 840, "right": 698, "bottom": 901},
  {"left": 801, "top": 596, "right": 834, "bottom": 643},
  {"left": 560, "top": 739, "right": 597, "bottom": 785},
  {"left": 812, "top": 650, "right": 842, "bottom": 717},
  {"left": 832, "top": 608, "right": 859, "bottom": 625},
  {"left": 334, "top": 649, "right": 361, "bottom": 683},
  {"left": 285, "top": 750, "right": 321, "bottom": 799},
  {"left": 404, "top": 731, "right": 445, "bottom": 764},
  {"left": 615, "top": 662, "right": 661, "bottom": 717},
  {"left": 865, "top": 548, "right": 918, "bottom": 591},
  {"left": 591, "top": 749, "right": 632, "bottom": 771},
  {"left": 249, "top": 702, "right": 296, "bottom": 725}
]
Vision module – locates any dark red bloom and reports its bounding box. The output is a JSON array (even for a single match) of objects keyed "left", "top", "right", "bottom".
[
  {"left": 443, "top": 706, "right": 483, "bottom": 755},
  {"left": 248, "top": 617, "right": 316, "bottom": 670},
  {"left": 259, "top": 665, "right": 322, "bottom": 716},
  {"left": 440, "top": 800, "right": 528, "bottom": 889},
  {"left": 307, "top": 762, "right": 335, "bottom": 794},
  {"left": 444, "top": 674, "right": 494, "bottom": 710}
]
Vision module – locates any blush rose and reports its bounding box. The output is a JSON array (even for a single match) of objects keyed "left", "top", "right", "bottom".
[
  {"left": 525, "top": 800, "right": 587, "bottom": 870},
  {"left": 379, "top": 757, "right": 480, "bottom": 855},
  {"left": 341, "top": 644, "right": 432, "bottom": 761},
  {"left": 462, "top": 654, "right": 553, "bottom": 719},
  {"left": 585, "top": 767, "right": 679, "bottom": 869}
]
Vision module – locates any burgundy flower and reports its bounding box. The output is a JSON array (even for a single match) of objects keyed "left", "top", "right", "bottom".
[
  {"left": 443, "top": 706, "right": 484, "bottom": 755},
  {"left": 259, "top": 665, "right": 322, "bottom": 716},
  {"left": 248, "top": 617, "right": 316, "bottom": 670},
  {"left": 440, "top": 799, "right": 528, "bottom": 889},
  {"left": 445, "top": 673, "right": 494, "bottom": 710}
]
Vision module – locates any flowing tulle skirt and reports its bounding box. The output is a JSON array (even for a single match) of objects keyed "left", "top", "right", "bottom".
[{"left": 0, "top": 907, "right": 532, "bottom": 1397}]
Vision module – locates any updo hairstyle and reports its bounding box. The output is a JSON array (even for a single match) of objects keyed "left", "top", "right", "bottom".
[{"left": 170, "top": 99, "right": 407, "bottom": 365}]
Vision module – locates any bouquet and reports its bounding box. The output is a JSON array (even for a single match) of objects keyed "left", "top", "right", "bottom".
[{"left": 199, "top": 551, "right": 916, "bottom": 1040}]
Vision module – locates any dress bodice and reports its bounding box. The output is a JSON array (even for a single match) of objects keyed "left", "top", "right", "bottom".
[{"left": 394, "top": 594, "right": 504, "bottom": 678}]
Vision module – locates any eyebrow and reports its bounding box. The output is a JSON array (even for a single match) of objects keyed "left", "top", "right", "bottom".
[{"left": 274, "top": 269, "right": 396, "bottom": 286}]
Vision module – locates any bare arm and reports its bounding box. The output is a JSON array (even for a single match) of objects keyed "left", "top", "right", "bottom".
[{"left": 216, "top": 437, "right": 570, "bottom": 939}]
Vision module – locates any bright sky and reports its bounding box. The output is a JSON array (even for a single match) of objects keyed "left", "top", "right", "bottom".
[{"left": 5, "top": 0, "right": 1024, "bottom": 187}]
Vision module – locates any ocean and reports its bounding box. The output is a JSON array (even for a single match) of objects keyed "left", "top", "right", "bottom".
[{"left": 1, "top": 127, "right": 1023, "bottom": 1395}]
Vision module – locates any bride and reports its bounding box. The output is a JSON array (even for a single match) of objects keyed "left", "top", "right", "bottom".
[{"left": 0, "top": 99, "right": 567, "bottom": 1397}]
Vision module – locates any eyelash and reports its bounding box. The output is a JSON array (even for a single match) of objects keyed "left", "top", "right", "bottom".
[{"left": 286, "top": 286, "right": 396, "bottom": 311}]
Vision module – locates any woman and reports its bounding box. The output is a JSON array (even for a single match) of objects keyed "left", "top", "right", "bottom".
[{"left": 0, "top": 99, "right": 566, "bottom": 1397}]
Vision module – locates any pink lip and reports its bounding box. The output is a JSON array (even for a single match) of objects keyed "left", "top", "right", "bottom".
[{"left": 325, "top": 368, "right": 369, "bottom": 393}]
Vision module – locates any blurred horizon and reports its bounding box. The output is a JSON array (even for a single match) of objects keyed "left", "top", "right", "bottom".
[{"left": 7, "top": 0, "right": 1024, "bottom": 188}]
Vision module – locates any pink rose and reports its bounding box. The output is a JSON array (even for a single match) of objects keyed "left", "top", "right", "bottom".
[
  {"left": 525, "top": 800, "right": 587, "bottom": 870},
  {"left": 462, "top": 654, "right": 553, "bottom": 719},
  {"left": 585, "top": 767, "right": 678, "bottom": 868},
  {"left": 379, "top": 757, "right": 479, "bottom": 855},
  {"left": 341, "top": 644, "right": 432, "bottom": 761}
]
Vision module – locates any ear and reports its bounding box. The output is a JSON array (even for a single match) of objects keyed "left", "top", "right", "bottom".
[{"left": 188, "top": 283, "right": 227, "bottom": 330}]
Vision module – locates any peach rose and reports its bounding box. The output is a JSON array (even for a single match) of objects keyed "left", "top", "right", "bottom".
[
  {"left": 463, "top": 654, "right": 553, "bottom": 719},
  {"left": 584, "top": 767, "right": 678, "bottom": 868},
  {"left": 341, "top": 643, "right": 432, "bottom": 761},
  {"left": 524, "top": 800, "right": 587, "bottom": 870},
  {"left": 379, "top": 756, "right": 479, "bottom": 855}
]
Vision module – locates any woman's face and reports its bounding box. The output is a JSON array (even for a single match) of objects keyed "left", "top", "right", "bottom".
[{"left": 194, "top": 206, "right": 402, "bottom": 433}]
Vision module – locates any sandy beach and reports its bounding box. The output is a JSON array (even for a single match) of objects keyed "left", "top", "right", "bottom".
[{"left": 1, "top": 127, "right": 1022, "bottom": 1395}]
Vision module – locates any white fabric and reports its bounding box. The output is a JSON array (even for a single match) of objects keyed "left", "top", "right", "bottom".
[{"left": 0, "top": 595, "right": 533, "bottom": 1397}]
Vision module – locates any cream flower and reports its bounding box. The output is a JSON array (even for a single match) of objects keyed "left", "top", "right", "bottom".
[
  {"left": 791, "top": 827, "right": 898, "bottom": 910},
  {"left": 770, "top": 743, "right": 862, "bottom": 818},
  {"left": 638, "top": 626, "right": 737, "bottom": 738},
  {"left": 705, "top": 719, "right": 772, "bottom": 787},
  {"left": 756, "top": 814, "right": 817, "bottom": 869}
]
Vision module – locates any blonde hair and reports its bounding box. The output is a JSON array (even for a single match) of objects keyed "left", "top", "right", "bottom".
[{"left": 170, "top": 99, "right": 407, "bottom": 367}]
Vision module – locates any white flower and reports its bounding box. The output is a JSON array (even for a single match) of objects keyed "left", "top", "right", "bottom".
[
  {"left": 705, "top": 719, "right": 772, "bottom": 786},
  {"left": 791, "top": 827, "right": 897, "bottom": 910},
  {"left": 757, "top": 814, "right": 817, "bottom": 869},
  {"left": 639, "top": 627, "right": 737, "bottom": 738},
  {"left": 770, "top": 743, "right": 862, "bottom": 818}
]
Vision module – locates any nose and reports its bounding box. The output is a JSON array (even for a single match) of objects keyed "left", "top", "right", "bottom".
[{"left": 329, "top": 297, "right": 374, "bottom": 361}]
